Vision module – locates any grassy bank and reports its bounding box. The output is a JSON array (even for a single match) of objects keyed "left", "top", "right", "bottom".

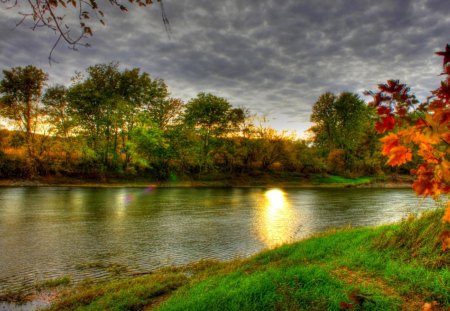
[{"left": 45, "top": 208, "right": 450, "bottom": 311}]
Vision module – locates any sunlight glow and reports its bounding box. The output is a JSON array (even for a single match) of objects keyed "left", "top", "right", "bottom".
[
  {"left": 256, "top": 188, "right": 298, "bottom": 248},
  {"left": 265, "top": 189, "right": 286, "bottom": 210}
]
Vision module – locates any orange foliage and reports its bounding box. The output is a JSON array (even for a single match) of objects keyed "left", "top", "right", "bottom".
[
  {"left": 367, "top": 44, "right": 450, "bottom": 250},
  {"left": 443, "top": 203, "right": 450, "bottom": 224},
  {"left": 439, "top": 231, "right": 450, "bottom": 251}
]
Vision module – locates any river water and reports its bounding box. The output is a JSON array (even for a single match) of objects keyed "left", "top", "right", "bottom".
[{"left": 0, "top": 186, "right": 435, "bottom": 295}]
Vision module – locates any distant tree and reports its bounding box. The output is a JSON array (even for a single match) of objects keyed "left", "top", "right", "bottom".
[
  {"left": 140, "top": 78, "right": 184, "bottom": 131},
  {"left": 67, "top": 63, "right": 153, "bottom": 171},
  {"left": 184, "top": 92, "right": 245, "bottom": 172},
  {"left": 0, "top": 65, "right": 48, "bottom": 174},
  {"left": 254, "top": 117, "right": 289, "bottom": 170},
  {"left": 42, "top": 84, "right": 80, "bottom": 168},
  {"left": 148, "top": 97, "right": 185, "bottom": 131},
  {"left": 310, "top": 92, "right": 373, "bottom": 174},
  {"left": 43, "top": 85, "right": 71, "bottom": 137},
  {"left": 126, "top": 125, "right": 171, "bottom": 178}
]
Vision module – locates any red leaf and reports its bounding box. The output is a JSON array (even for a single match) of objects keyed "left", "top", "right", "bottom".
[{"left": 375, "top": 115, "right": 395, "bottom": 133}]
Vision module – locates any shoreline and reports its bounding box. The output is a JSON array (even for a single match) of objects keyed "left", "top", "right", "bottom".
[{"left": 0, "top": 176, "right": 413, "bottom": 189}]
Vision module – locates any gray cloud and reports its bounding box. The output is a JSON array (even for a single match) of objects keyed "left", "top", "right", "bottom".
[{"left": 0, "top": 0, "right": 449, "bottom": 134}]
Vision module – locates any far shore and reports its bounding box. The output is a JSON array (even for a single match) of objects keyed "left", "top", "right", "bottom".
[{"left": 0, "top": 175, "right": 413, "bottom": 189}]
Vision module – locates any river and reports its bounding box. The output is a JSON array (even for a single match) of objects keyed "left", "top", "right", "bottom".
[{"left": 0, "top": 186, "right": 435, "bottom": 295}]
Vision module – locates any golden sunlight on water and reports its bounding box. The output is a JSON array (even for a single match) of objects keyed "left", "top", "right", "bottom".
[
  {"left": 256, "top": 189, "right": 299, "bottom": 248},
  {"left": 114, "top": 189, "right": 130, "bottom": 219}
]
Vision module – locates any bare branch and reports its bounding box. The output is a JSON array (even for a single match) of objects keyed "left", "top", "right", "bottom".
[{"left": 2, "top": 0, "right": 171, "bottom": 63}]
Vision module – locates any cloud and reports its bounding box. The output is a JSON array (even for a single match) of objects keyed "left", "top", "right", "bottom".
[{"left": 0, "top": 0, "right": 448, "bottom": 133}]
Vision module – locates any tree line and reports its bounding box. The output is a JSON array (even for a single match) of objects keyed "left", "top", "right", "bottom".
[{"left": 0, "top": 63, "right": 396, "bottom": 181}]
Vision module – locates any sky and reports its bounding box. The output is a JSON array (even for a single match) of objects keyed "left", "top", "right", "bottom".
[{"left": 0, "top": 0, "right": 449, "bottom": 135}]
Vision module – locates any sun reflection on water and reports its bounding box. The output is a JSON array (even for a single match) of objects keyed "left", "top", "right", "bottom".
[
  {"left": 256, "top": 188, "right": 298, "bottom": 248},
  {"left": 265, "top": 189, "right": 286, "bottom": 210}
]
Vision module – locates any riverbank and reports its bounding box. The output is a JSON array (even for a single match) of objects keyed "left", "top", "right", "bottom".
[
  {"left": 0, "top": 174, "right": 413, "bottom": 188},
  {"left": 7, "top": 208, "right": 448, "bottom": 311}
]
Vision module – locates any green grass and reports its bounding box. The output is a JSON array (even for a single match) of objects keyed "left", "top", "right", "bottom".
[
  {"left": 313, "top": 175, "right": 374, "bottom": 185},
  {"left": 47, "top": 209, "right": 450, "bottom": 311}
]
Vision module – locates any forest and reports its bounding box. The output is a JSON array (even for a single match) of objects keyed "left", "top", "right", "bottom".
[{"left": 0, "top": 63, "right": 402, "bottom": 182}]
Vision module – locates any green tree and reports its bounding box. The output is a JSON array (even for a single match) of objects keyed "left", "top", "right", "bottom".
[
  {"left": 42, "top": 84, "right": 80, "bottom": 169},
  {"left": 184, "top": 92, "right": 244, "bottom": 172},
  {"left": 67, "top": 63, "right": 153, "bottom": 171},
  {"left": 0, "top": 65, "right": 48, "bottom": 174},
  {"left": 310, "top": 92, "right": 373, "bottom": 174},
  {"left": 43, "top": 85, "right": 71, "bottom": 137}
]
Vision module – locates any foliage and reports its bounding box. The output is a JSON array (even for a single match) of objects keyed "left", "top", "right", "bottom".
[
  {"left": 0, "top": 62, "right": 390, "bottom": 181},
  {"left": 66, "top": 63, "right": 155, "bottom": 171},
  {"left": 0, "top": 65, "right": 48, "bottom": 137},
  {"left": 184, "top": 92, "right": 245, "bottom": 172},
  {"left": 310, "top": 92, "right": 378, "bottom": 176},
  {"left": 0, "top": 65, "right": 49, "bottom": 175},
  {"left": 366, "top": 45, "right": 450, "bottom": 239}
]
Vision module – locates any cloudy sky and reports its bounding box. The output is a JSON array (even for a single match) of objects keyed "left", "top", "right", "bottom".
[{"left": 0, "top": 0, "right": 449, "bottom": 134}]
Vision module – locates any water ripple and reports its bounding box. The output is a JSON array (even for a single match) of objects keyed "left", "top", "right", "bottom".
[{"left": 0, "top": 187, "right": 435, "bottom": 294}]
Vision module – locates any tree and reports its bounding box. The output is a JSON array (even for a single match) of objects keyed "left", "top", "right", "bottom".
[
  {"left": 42, "top": 84, "right": 80, "bottom": 168},
  {"left": 67, "top": 63, "right": 153, "bottom": 171},
  {"left": 0, "top": 65, "right": 48, "bottom": 174},
  {"left": 141, "top": 78, "right": 184, "bottom": 131},
  {"left": 253, "top": 117, "right": 289, "bottom": 170},
  {"left": 183, "top": 92, "right": 244, "bottom": 172},
  {"left": 366, "top": 44, "right": 450, "bottom": 250},
  {"left": 148, "top": 97, "right": 184, "bottom": 131},
  {"left": 43, "top": 85, "right": 71, "bottom": 137},
  {"left": 310, "top": 92, "right": 374, "bottom": 174},
  {"left": 2, "top": 0, "right": 170, "bottom": 61}
]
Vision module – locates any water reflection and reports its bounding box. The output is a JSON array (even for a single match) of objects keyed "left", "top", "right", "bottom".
[
  {"left": 256, "top": 189, "right": 299, "bottom": 248},
  {"left": 265, "top": 189, "right": 286, "bottom": 210}
]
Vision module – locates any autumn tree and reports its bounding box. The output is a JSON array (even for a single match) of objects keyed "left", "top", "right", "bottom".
[
  {"left": 0, "top": 65, "right": 48, "bottom": 174},
  {"left": 253, "top": 117, "right": 290, "bottom": 170},
  {"left": 366, "top": 44, "right": 450, "bottom": 249}
]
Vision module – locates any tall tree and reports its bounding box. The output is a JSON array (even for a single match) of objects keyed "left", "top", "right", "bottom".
[
  {"left": 67, "top": 63, "right": 153, "bottom": 171},
  {"left": 141, "top": 78, "right": 184, "bottom": 131},
  {"left": 184, "top": 92, "right": 244, "bottom": 172},
  {"left": 310, "top": 92, "right": 372, "bottom": 174},
  {"left": 42, "top": 84, "right": 80, "bottom": 168},
  {"left": 43, "top": 85, "right": 71, "bottom": 137},
  {"left": 0, "top": 65, "right": 48, "bottom": 173}
]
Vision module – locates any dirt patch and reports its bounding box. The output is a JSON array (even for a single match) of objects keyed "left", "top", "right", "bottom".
[
  {"left": 143, "top": 292, "right": 173, "bottom": 311},
  {"left": 332, "top": 266, "right": 446, "bottom": 311},
  {"left": 24, "top": 290, "right": 60, "bottom": 304}
]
